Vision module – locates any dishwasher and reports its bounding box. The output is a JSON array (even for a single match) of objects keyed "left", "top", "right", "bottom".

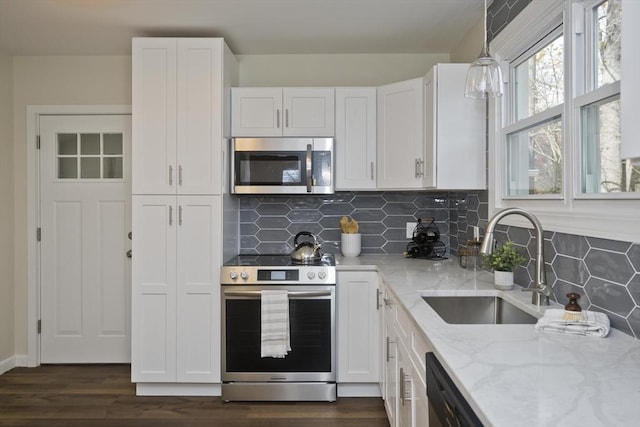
[{"left": 426, "top": 352, "right": 483, "bottom": 427}]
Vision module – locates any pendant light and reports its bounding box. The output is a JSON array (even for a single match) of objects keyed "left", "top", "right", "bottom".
[{"left": 464, "top": 0, "right": 503, "bottom": 99}]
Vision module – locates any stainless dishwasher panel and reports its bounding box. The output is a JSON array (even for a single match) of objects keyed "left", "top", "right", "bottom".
[{"left": 426, "top": 352, "right": 483, "bottom": 427}]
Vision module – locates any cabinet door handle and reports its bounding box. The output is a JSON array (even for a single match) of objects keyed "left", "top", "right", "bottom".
[
  {"left": 169, "top": 165, "right": 174, "bottom": 186},
  {"left": 178, "top": 205, "right": 183, "bottom": 226},
  {"left": 178, "top": 165, "right": 183, "bottom": 186},
  {"left": 400, "top": 367, "right": 405, "bottom": 406},
  {"left": 371, "top": 162, "right": 375, "bottom": 180},
  {"left": 285, "top": 109, "right": 289, "bottom": 128},
  {"left": 386, "top": 336, "right": 396, "bottom": 362},
  {"left": 277, "top": 109, "right": 280, "bottom": 128},
  {"left": 376, "top": 289, "right": 382, "bottom": 310},
  {"left": 169, "top": 205, "right": 173, "bottom": 226},
  {"left": 414, "top": 159, "right": 419, "bottom": 178}
]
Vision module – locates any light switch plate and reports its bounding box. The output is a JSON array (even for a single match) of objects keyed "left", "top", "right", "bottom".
[{"left": 406, "top": 222, "right": 417, "bottom": 239}]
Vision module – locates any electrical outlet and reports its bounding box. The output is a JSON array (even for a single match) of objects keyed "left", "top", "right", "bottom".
[{"left": 406, "top": 222, "right": 417, "bottom": 239}]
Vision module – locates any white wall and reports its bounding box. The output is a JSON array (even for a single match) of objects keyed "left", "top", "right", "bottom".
[
  {"left": 0, "top": 52, "right": 15, "bottom": 368},
  {"left": 11, "top": 56, "right": 132, "bottom": 356},
  {"left": 450, "top": 19, "right": 484, "bottom": 64},
  {"left": 237, "top": 53, "right": 450, "bottom": 86}
]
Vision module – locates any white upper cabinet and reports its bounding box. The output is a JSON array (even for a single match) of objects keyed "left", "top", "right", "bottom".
[
  {"left": 376, "top": 78, "right": 425, "bottom": 189},
  {"left": 335, "top": 87, "right": 377, "bottom": 190},
  {"left": 232, "top": 87, "right": 335, "bottom": 137},
  {"left": 423, "top": 64, "right": 486, "bottom": 190},
  {"left": 133, "top": 38, "right": 228, "bottom": 195},
  {"left": 621, "top": 0, "right": 640, "bottom": 162}
]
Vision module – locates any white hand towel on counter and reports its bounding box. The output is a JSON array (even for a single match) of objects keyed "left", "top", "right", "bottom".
[
  {"left": 261, "top": 290, "right": 291, "bottom": 358},
  {"left": 534, "top": 309, "right": 610, "bottom": 337}
]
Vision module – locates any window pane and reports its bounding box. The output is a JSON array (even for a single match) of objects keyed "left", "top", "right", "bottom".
[
  {"left": 594, "top": 0, "right": 621, "bottom": 88},
  {"left": 581, "top": 98, "right": 639, "bottom": 193},
  {"left": 507, "top": 118, "right": 563, "bottom": 196},
  {"left": 57, "top": 134, "right": 77, "bottom": 155},
  {"left": 103, "top": 158, "right": 123, "bottom": 179},
  {"left": 58, "top": 158, "right": 77, "bottom": 179},
  {"left": 514, "top": 35, "right": 564, "bottom": 121},
  {"left": 103, "top": 133, "right": 123, "bottom": 155},
  {"left": 81, "top": 133, "right": 100, "bottom": 155},
  {"left": 80, "top": 158, "right": 100, "bottom": 179}
]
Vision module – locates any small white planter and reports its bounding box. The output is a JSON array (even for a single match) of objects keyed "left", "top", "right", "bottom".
[
  {"left": 341, "top": 233, "right": 361, "bottom": 257},
  {"left": 493, "top": 270, "right": 514, "bottom": 290}
]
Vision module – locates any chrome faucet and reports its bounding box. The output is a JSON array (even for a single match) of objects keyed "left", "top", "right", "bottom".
[{"left": 480, "top": 208, "right": 550, "bottom": 306}]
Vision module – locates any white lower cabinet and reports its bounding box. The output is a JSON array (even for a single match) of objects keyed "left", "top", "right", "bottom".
[
  {"left": 381, "top": 283, "right": 432, "bottom": 427},
  {"left": 132, "top": 195, "right": 221, "bottom": 385},
  {"left": 337, "top": 271, "right": 381, "bottom": 396}
]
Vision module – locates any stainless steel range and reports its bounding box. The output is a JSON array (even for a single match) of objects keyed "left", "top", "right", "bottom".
[{"left": 220, "top": 254, "right": 336, "bottom": 402}]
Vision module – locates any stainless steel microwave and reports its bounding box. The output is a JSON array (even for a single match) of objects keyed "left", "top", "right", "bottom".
[{"left": 231, "top": 138, "right": 334, "bottom": 194}]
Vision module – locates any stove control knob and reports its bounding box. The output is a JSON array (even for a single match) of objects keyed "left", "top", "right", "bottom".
[
  {"left": 307, "top": 271, "right": 316, "bottom": 280},
  {"left": 318, "top": 271, "right": 327, "bottom": 280},
  {"left": 240, "top": 271, "right": 249, "bottom": 280},
  {"left": 229, "top": 270, "right": 238, "bottom": 280}
]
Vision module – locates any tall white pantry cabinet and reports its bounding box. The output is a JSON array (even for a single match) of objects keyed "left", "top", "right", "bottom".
[{"left": 131, "top": 37, "right": 238, "bottom": 394}]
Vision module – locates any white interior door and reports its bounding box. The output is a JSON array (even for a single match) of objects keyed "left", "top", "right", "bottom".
[{"left": 39, "top": 115, "right": 132, "bottom": 363}]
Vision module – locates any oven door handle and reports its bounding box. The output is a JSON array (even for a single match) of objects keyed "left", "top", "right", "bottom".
[{"left": 224, "top": 290, "right": 332, "bottom": 298}]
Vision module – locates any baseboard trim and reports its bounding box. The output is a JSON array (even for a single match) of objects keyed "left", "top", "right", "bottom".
[
  {"left": 136, "top": 382, "right": 222, "bottom": 396},
  {"left": 337, "top": 383, "right": 382, "bottom": 397},
  {"left": 0, "top": 356, "right": 16, "bottom": 375}
]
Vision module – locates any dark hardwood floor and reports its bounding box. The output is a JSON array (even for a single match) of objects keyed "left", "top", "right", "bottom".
[{"left": 0, "top": 365, "right": 389, "bottom": 427}]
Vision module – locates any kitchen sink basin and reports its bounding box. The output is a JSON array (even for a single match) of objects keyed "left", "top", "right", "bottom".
[{"left": 422, "top": 295, "right": 538, "bottom": 325}]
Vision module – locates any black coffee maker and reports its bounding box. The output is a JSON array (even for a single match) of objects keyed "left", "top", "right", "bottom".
[{"left": 405, "top": 218, "right": 446, "bottom": 259}]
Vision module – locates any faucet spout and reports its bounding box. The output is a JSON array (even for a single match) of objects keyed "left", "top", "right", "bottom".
[{"left": 480, "top": 208, "right": 549, "bottom": 305}]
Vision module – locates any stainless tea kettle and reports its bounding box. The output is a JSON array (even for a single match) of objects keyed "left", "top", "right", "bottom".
[{"left": 290, "top": 231, "right": 323, "bottom": 263}]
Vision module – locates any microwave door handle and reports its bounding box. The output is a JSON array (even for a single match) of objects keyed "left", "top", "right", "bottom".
[{"left": 306, "top": 143, "right": 313, "bottom": 193}]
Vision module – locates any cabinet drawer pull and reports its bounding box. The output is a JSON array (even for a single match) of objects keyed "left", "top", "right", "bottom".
[
  {"left": 169, "top": 205, "right": 173, "bottom": 226},
  {"left": 178, "top": 205, "right": 183, "bottom": 226},
  {"left": 178, "top": 165, "right": 183, "bottom": 186}
]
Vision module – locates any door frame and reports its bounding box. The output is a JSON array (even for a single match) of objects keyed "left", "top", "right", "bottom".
[{"left": 26, "top": 105, "right": 131, "bottom": 367}]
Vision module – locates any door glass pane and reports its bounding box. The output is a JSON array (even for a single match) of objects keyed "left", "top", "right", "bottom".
[
  {"left": 507, "top": 118, "right": 563, "bottom": 196},
  {"left": 581, "top": 97, "right": 639, "bottom": 193},
  {"left": 81, "top": 133, "right": 100, "bottom": 155},
  {"left": 103, "top": 158, "right": 123, "bottom": 179},
  {"left": 58, "top": 158, "right": 78, "bottom": 179},
  {"left": 103, "top": 133, "right": 123, "bottom": 155},
  {"left": 80, "top": 158, "right": 100, "bottom": 179},
  {"left": 58, "top": 134, "right": 77, "bottom": 155},
  {"left": 594, "top": 0, "right": 621, "bottom": 88},
  {"left": 514, "top": 35, "right": 564, "bottom": 121}
]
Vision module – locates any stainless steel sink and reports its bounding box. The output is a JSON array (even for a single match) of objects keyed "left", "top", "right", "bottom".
[{"left": 422, "top": 295, "right": 538, "bottom": 325}]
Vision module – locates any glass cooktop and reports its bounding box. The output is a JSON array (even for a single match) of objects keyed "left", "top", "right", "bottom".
[{"left": 224, "top": 253, "right": 335, "bottom": 267}]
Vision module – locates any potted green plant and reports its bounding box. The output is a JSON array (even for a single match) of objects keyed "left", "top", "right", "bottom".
[{"left": 482, "top": 240, "right": 527, "bottom": 290}]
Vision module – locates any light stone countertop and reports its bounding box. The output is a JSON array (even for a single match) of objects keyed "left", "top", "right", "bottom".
[{"left": 336, "top": 254, "right": 640, "bottom": 427}]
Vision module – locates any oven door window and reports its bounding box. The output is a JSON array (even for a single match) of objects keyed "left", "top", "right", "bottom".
[
  {"left": 225, "top": 298, "right": 332, "bottom": 372},
  {"left": 235, "top": 151, "right": 306, "bottom": 186}
]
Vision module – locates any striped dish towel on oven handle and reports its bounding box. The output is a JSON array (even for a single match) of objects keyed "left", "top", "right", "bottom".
[{"left": 261, "top": 290, "right": 291, "bottom": 358}]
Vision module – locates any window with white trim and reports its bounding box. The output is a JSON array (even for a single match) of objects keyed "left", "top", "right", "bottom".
[{"left": 489, "top": 0, "right": 639, "bottom": 243}]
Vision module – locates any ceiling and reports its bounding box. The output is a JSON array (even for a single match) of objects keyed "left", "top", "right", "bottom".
[{"left": 0, "top": 0, "right": 483, "bottom": 56}]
